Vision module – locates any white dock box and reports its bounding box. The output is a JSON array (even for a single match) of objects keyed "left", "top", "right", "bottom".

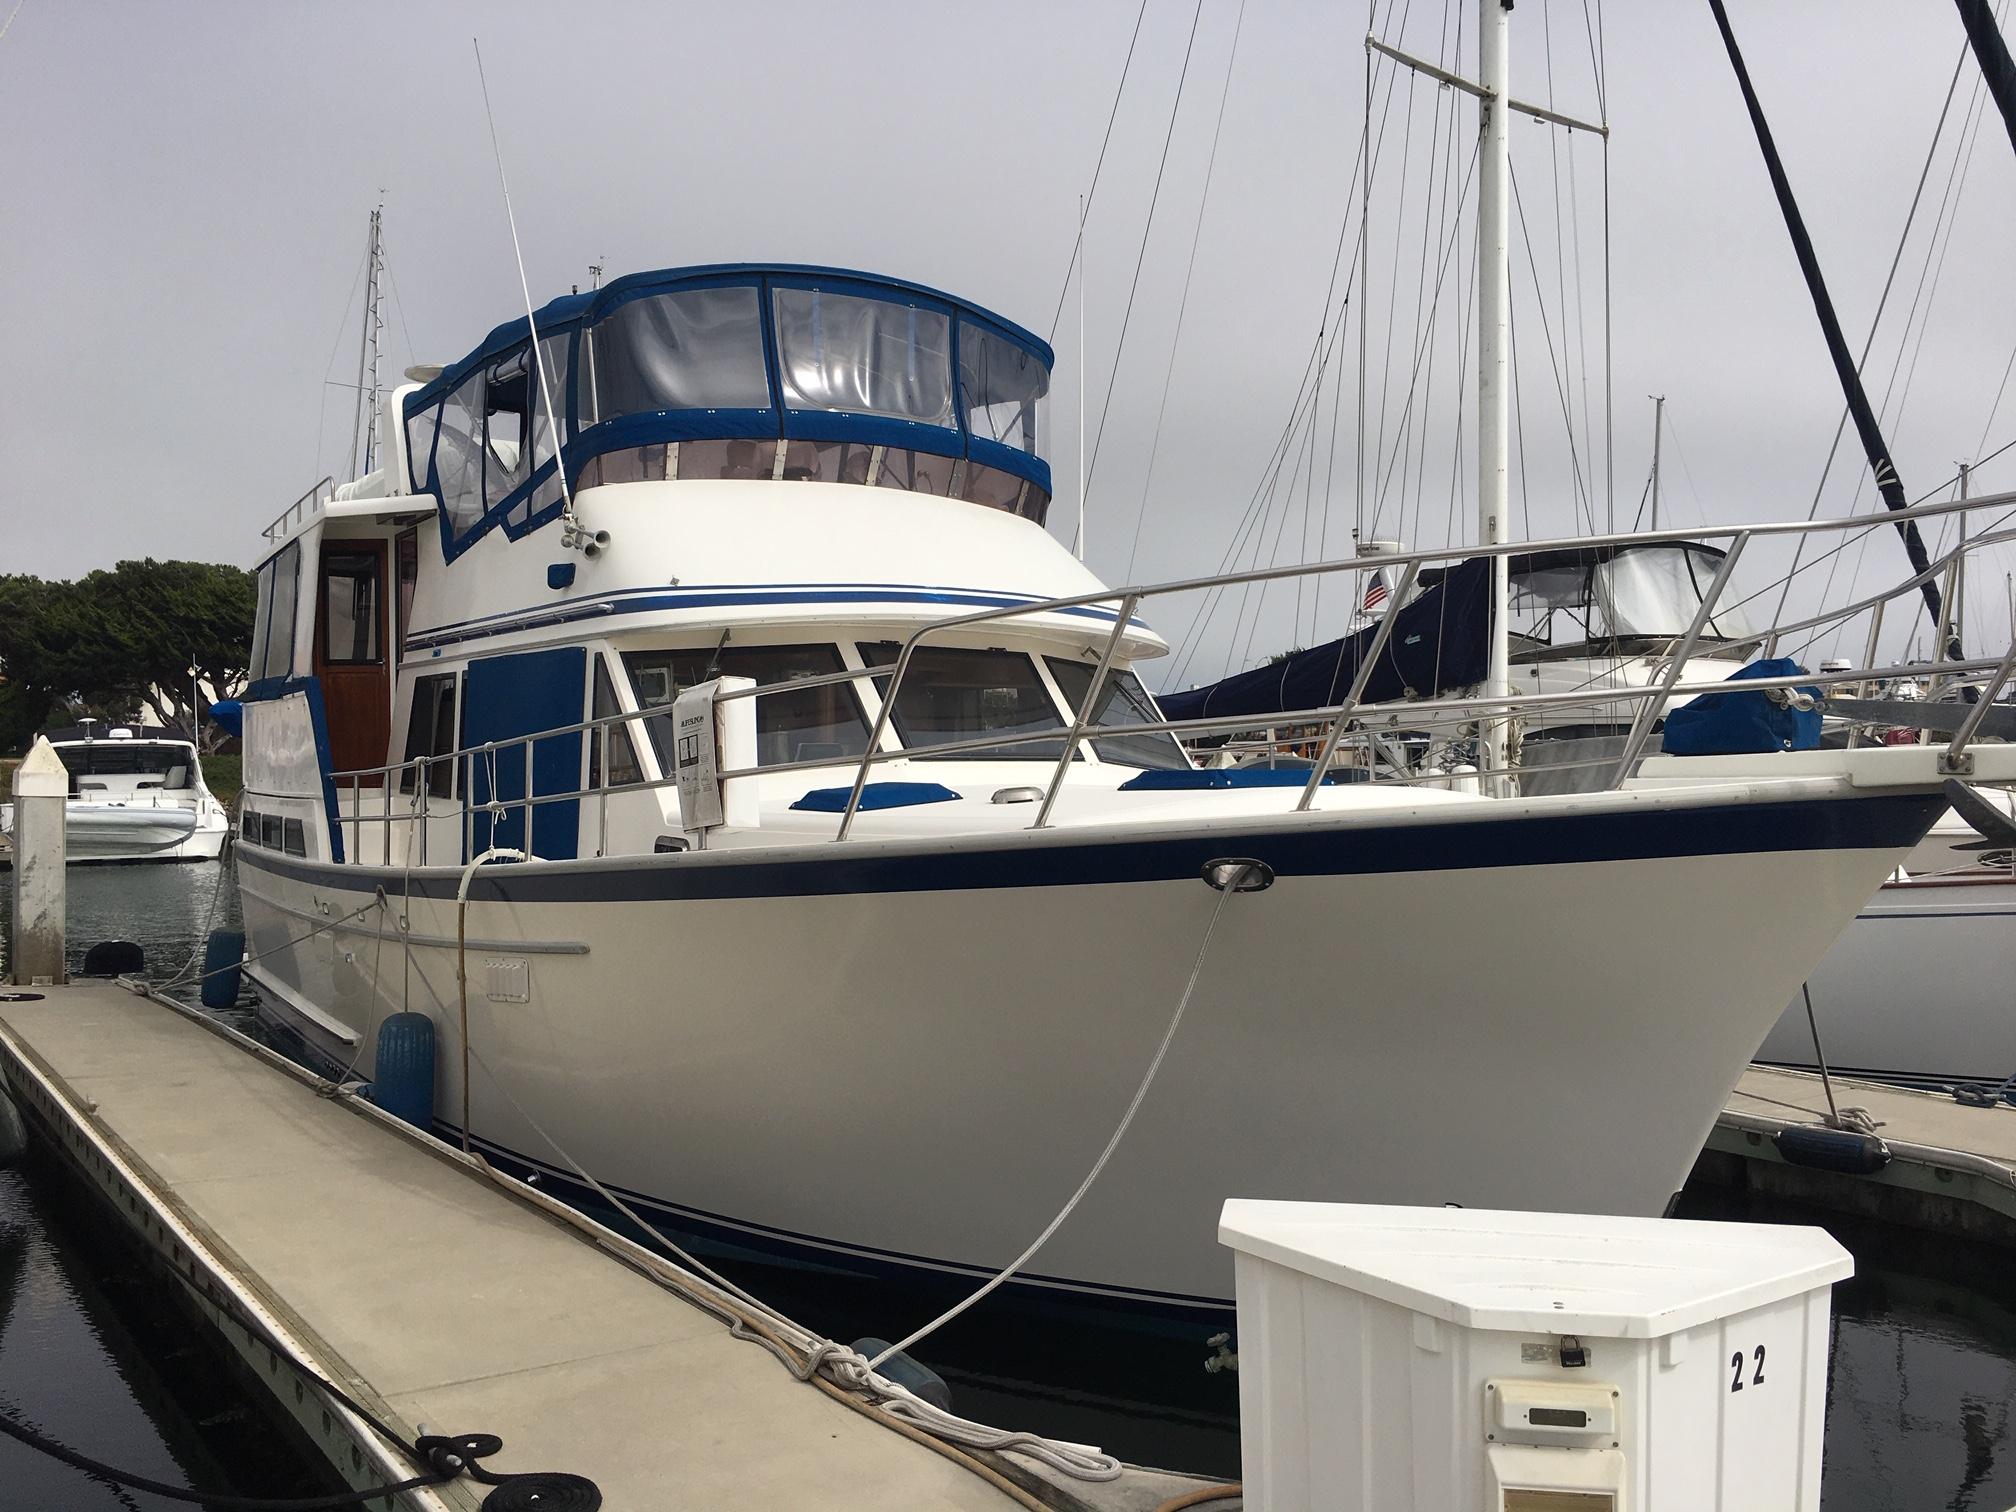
[{"left": 1219, "top": 1201, "right": 1851, "bottom": 1512}]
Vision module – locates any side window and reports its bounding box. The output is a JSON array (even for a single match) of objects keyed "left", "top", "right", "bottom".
[
  {"left": 394, "top": 529, "right": 418, "bottom": 656},
  {"left": 260, "top": 813, "right": 282, "bottom": 850},
  {"left": 251, "top": 560, "right": 274, "bottom": 680},
  {"left": 400, "top": 673, "right": 460, "bottom": 798},
  {"left": 281, "top": 818, "right": 306, "bottom": 857},
  {"left": 240, "top": 809, "right": 257, "bottom": 842},
  {"left": 320, "top": 549, "right": 383, "bottom": 665},
  {"left": 404, "top": 396, "right": 441, "bottom": 494},
  {"left": 260, "top": 542, "right": 300, "bottom": 681},
  {"left": 586, "top": 657, "right": 642, "bottom": 790}
]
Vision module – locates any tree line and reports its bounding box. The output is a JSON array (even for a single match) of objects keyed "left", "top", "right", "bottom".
[{"left": 0, "top": 560, "right": 255, "bottom": 753}]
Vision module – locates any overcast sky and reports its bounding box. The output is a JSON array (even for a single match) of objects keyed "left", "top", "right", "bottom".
[{"left": 4, "top": 1, "right": 2014, "bottom": 677}]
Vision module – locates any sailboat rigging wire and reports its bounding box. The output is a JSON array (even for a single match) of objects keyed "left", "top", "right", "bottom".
[
  {"left": 0, "top": 0, "right": 24, "bottom": 47},
  {"left": 1123, "top": 0, "right": 1247, "bottom": 586},
  {"left": 1813, "top": 60, "right": 1992, "bottom": 639},
  {"left": 1507, "top": 160, "right": 1594, "bottom": 528},
  {"left": 1765, "top": 21, "right": 1976, "bottom": 634},
  {"left": 869, "top": 864, "right": 1258, "bottom": 1375},
  {"left": 472, "top": 38, "right": 574, "bottom": 523},
  {"left": 1047, "top": 0, "right": 1152, "bottom": 345},
  {"left": 1077, "top": 0, "right": 1206, "bottom": 545}
]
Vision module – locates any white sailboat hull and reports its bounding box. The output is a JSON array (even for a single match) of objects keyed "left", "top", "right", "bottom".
[{"left": 237, "top": 783, "right": 1936, "bottom": 1313}]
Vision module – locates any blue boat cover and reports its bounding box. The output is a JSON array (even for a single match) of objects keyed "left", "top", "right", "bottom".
[
  {"left": 1661, "top": 657, "right": 1823, "bottom": 756},
  {"left": 790, "top": 781, "right": 962, "bottom": 812},
  {"left": 1117, "top": 767, "right": 1369, "bottom": 790},
  {"left": 1158, "top": 557, "right": 1492, "bottom": 722}
]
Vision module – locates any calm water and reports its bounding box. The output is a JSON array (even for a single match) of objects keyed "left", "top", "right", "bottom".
[{"left": 2, "top": 858, "right": 2015, "bottom": 1505}]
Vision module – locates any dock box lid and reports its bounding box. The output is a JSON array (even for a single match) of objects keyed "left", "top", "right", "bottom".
[{"left": 1218, "top": 1200, "right": 1852, "bottom": 1339}]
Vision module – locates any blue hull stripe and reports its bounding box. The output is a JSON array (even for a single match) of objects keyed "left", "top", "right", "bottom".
[{"left": 236, "top": 790, "right": 1943, "bottom": 905}]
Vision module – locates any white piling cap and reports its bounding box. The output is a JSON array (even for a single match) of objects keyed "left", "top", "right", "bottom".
[{"left": 13, "top": 736, "right": 67, "bottom": 799}]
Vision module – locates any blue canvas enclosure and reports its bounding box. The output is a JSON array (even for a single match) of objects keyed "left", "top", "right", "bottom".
[
  {"left": 463, "top": 647, "right": 587, "bottom": 860},
  {"left": 1662, "top": 657, "right": 1823, "bottom": 756}
]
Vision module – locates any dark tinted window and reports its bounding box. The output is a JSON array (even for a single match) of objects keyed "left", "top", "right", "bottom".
[
  {"left": 282, "top": 818, "right": 306, "bottom": 857},
  {"left": 857, "top": 644, "right": 1069, "bottom": 761},
  {"left": 400, "top": 673, "right": 459, "bottom": 798},
  {"left": 624, "top": 644, "right": 870, "bottom": 769},
  {"left": 587, "top": 658, "right": 642, "bottom": 789},
  {"left": 1046, "top": 661, "right": 1190, "bottom": 770}
]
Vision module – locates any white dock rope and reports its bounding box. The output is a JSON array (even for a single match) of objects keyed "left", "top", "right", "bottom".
[{"left": 433, "top": 859, "right": 1262, "bottom": 1485}]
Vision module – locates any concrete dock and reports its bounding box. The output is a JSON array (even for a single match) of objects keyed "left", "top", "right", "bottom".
[
  {"left": 0, "top": 979, "right": 1232, "bottom": 1510},
  {"left": 1704, "top": 1063, "right": 2016, "bottom": 1243}
]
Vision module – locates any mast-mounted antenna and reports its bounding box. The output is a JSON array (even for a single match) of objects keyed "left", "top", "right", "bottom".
[{"left": 347, "top": 202, "right": 385, "bottom": 479}]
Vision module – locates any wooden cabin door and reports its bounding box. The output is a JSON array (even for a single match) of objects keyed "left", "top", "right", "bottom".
[{"left": 313, "top": 540, "right": 392, "bottom": 780}]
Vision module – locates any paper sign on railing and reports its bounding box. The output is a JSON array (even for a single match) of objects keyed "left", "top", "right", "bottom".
[{"left": 672, "top": 676, "right": 757, "bottom": 840}]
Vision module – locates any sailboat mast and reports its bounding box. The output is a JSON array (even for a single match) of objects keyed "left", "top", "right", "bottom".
[
  {"left": 1477, "top": 0, "right": 1512, "bottom": 786},
  {"left": 348, "top": 204, "right": 384, "bottom": 479},
  {"left": 1649, "top": 394, "right": 1665, "bottom": 530}
]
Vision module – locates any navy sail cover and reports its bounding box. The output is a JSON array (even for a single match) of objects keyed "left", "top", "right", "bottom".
[{"left": 1159, "top": 557, "right": 1492, "bottom": 723}]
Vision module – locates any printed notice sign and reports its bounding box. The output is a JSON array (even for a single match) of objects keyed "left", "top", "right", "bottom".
[{"left": 671, "top": 680, "right": 725, "bottom": 831}]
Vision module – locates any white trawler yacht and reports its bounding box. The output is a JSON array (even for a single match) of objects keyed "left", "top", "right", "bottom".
[
  {"left": 227, "top": 258, "right": 2016, "bottom": 1321},
  {"left": 1, "top": 726, "right": 230, "bottom": 863}
]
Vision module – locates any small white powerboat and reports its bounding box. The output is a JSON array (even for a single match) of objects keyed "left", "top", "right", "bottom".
[{"left": 1, "top": 727, "right": 231, "bottom": 864}]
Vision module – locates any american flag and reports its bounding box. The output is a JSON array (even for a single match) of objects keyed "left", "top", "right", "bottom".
[{"left": 1361, "top": 570, "right": 1389, "bottom": 613}]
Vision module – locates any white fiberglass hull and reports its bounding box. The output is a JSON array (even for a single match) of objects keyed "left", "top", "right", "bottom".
[
  {"left": 236, "top": 782, "right": 1938, "bottom": 1314},
  {"left": 64, "top": 802, "right": 225, "bottom": 864},
  {"left": 1756, "top": 875, "right": 2016, "bottom": 1089}
]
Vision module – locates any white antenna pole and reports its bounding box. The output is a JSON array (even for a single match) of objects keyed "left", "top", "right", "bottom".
[
  {"left": 473, "top": 38, "right": 575, "bottom": 524},
  {"left": 1477, "top": 0, "right": 1512, "bottom": 791},
  {"left": 1076, "top": 194, "right": 1088, "bottom": 562},
  {"left": 348, "top": 204, "right": 383, "bottom": 479},
  {"left": 1649, "top": 393, "right": 1665, "bottom": 531}
]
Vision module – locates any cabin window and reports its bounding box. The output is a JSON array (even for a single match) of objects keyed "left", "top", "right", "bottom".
[
  {"left": 394, "top": 529, "right": 418, "bottom": 654},
  {"left": 580, "top": 287, "right": 769, "bottom": 427},
  {"left": 435, "top": 369, "right": 487, "bottom": 540},
  {"left": 320, "top": 550, "right": 383, "bottom": 665},
  {"left": 1045, "top": 661, "right": 1190, "bottom": 770},
  {"left": 260, "top": 813, "right": 283, "bottom": 850},
  {"left": 282, "top": 817, "right": 306, "bottom": 857},
  {"left": 254, "top": 541, "right": 301, "bottom": 682},
  {"left": 959, "top": 323, "right": 1045, "bottom": 454},
  {"left": 857, "top": 644, "right": 1070, "bottom": 760},
  {"left": 483, "top": 349, "right": 533, "bottom": 511},
  {"left": 586, "top": 658, "right": 643, "bottom": 790},
  {"left": 623, "top": 644, "right": 871, "bottom": 770},
  {"left": 773, "top": 289, "right": 953, "bottom": 426},
  {"left": 399, "top": 672, "right": 460, "bottom": 798},
  {"left": 240, "top": 809, "right": 257, "bottom": 842}
]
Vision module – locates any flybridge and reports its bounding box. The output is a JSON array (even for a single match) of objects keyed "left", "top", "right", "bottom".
[{"left": 397, "top": 264, "right": 1056, "bottom": 563}]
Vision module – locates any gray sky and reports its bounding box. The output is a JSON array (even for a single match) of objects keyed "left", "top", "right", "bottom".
[{"left": 4, "top": 1, "right": 2014, "bottom": 677}]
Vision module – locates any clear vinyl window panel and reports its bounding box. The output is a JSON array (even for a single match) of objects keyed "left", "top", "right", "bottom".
[
  {"left": 624, "top": 644, "right": 871, "bottom": 769},
  {"left": 857, "top": 643, "right": 1071, "bottom": 760},
  {"left": 435, "top": 370, "right": 487, "bottom": 539},
  {"left": 958, "top": 323, "right": 1046, "bottom": 453},
  {"left": 580, "top": 287, "right": 770, "bottom": 427},
  {"left": 773, "top": 288, "right": 953, "bottom": 426}
]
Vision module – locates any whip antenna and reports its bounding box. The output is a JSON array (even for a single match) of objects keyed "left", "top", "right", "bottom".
[{"left": 472, "top": 37, "right": 576, "bottom": 526}]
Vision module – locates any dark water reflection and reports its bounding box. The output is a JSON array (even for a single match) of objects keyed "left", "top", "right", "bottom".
[{"left": 4, "top": 859, "right": 2016, "bottom": 1505}]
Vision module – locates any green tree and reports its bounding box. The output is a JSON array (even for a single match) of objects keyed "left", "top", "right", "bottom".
[{"left": 0, "top": 560, "right": 256, "bottom": 752}]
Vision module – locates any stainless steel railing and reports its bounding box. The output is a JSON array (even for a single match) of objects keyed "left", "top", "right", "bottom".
[{"left": 291, "top": 490, "right": 2016, "bottom": 864}]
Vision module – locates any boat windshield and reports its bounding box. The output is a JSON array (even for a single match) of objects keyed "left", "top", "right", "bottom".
[
  {"left": 624, "top": 645, "right": 873, "bottom": 770},
  {"left": 1510, "top": 545, "right": 1756, "bottom": 648},
  {"left": 857, "top": 643, "right": 1074, "bottom": 761},
  {"left": 1044, "top": 661, "right": 1190, "bottom": 770},
  {"left": 55, "top": 743, "right": 192, "bottom": 785}
]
